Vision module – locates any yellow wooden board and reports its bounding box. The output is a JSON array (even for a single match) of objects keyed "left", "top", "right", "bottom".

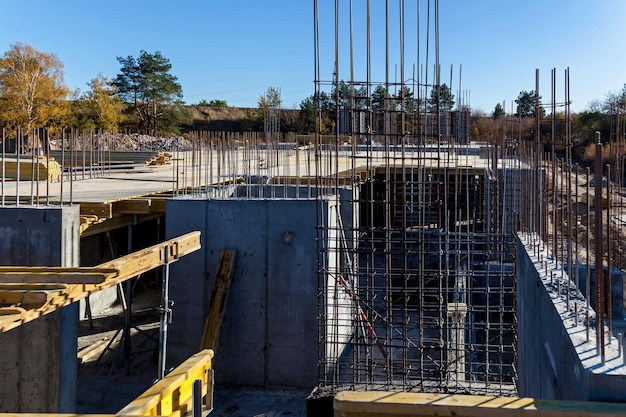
[
  {"left": 77, "top": 338, "right": 110, "bottom": 364},
  {"left": 79, "top": 203, "right": 113, "bottom": 218},
  {"left": 0, "top": 267, "right": 118, "bottom": 284},
  {"left": 0, "top": 157, "right": 62, "bottom": 181},
  {"left": 200, "top": 249, "right": 236, "bottom": 351},
  {"left": 112, "top": 199, "right": 152, "bottom": 215},
  {"left": 0, "top": 231, "right": 201, "bottom": 332},
  {"left": 334, "top": 391, "right": 626, "bottom": 417}
]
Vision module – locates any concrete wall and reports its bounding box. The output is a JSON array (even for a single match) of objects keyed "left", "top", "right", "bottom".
[
  {"left": 0, "top": 206, "right": 80, "bottom": 412},
  {"left": 166, "top": 195, "right": 345, "bottom": 389},
  {"left": 516, "top": 234, "right": 626, "bottom": 402},
  {"left": 570, "top": 264, "right": 623, "bottom": 320}
]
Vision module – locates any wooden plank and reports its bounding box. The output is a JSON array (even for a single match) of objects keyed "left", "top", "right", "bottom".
[
  {"left": 0, "top": 307, "right": 26, "bottom": 316},
  {"left": 0, "top": 157, "right": 62, "bottom": 181},
  {"left": 333, "top": 391, "right": 626, "bottom": 417},
  {"left": 0, "top": 284, "right": 66, "bottom": 306},
  {"left": 200, "top": 249, "right": 236, "bottom": 351},
  {"left": 149, "top": 198, "right": 168, "bottom": 213},
  {"left": 113, "top": 199, "right": 152, "bottom": 215},
  {"left": 0, "top": 231, "right": 201, "bottom": 333},
  {"left": 0, "top": 267, "right": 118, "bottom": 284},
  {"left": 79, "top": 202, "right": 113, "bottom": 218},
  {"left": 96, "top": 231, "right": 201, "bottom": 289},
  {"left": 80, "top": 213, "right": 163, "bottom": 237},
  {"left": 77, "top": 337, "right": 110, "bottom": 364},
  {"left": 48, "top": 149, "right": 167, "bottom": 165}
]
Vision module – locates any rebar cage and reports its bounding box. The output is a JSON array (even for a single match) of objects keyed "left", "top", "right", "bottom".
[{"left": 313, "top": 0, "right": 519, "bottom": 396}]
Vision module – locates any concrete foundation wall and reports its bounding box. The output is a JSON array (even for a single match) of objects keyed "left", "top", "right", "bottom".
[
  {"left": 166, "top": 196, "right": 342, "bottom": 389},
  {"left": 516, "top": 235, "right": 626, "bottom": 402},
  {"left": 571, "top": 265, "right": 623, "bottom": 320},
  {"left": 0, "top": 206, "right": 80, "bottom": 412}
]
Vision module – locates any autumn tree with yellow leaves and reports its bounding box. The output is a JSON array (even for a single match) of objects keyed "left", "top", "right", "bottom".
[
  {"left": 0, "top": 42, "right": 70, "bottom": 135},
  {"left": 72, "top": 74, "right": 123, "bottom": 131}
]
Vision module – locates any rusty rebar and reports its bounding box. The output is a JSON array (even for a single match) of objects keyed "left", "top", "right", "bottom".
[{"left": 594, "top": 131, "right": 605, "bottom": 360}]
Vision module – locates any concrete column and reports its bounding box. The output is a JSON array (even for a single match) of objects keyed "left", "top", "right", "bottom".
[
  {"left": 447, "top": 302, "right": 467, "bottom": 381},
  {"left": 0, "top": 206, "right": 80, "bottom": 413}
]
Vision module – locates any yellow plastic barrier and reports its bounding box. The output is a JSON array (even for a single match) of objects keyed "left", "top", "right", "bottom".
[
  {"left": 117, "top": 349, "right": 214, "bottom": 417},
  {"left": 334, "top": 391, "right": 626, "bottom": 417}
]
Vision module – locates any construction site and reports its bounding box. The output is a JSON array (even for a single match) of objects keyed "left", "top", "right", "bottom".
[{"left": 2, "top": 1, "right": 626, "bottom": 416}]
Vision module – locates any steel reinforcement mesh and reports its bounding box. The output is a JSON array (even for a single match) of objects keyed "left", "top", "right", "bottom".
[{"left": 313, "top": 0, "right": 520, "bottom": 396}]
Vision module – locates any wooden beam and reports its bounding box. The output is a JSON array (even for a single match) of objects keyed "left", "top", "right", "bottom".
[
  {"left": 0, "top": 267, "right": 118, "bottom": 284},
  {"left": 149, "top": 198, "right": 168, "bottom": 213},
  {"left": 0, "top": 307, "right": 26, "bottom": 316},
  {"left": 94, "top": 231, "right": 200, "bottom": 289},
  {"left": 333, "top": 391, "right": 626, "bottom": 417},
  {"left": 79, "top": 202, "right": 113, "bottom": 218},
  {"left": 80, "top": 213, "right": 163, "bottom": 237},
  {"left": 113, "top": 199, "right": 152, "bottom": 215},
  {"left": 200, "top": 249, "right": 236, "bottom": 351},
  {"left": 0, "top": 284, "right": 66, "bottom": 306},
  {"left": 0, "top": 231, "right": 201, "bottom": 332}
]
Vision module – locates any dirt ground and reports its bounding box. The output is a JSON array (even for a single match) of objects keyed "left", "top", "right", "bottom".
[{"left": 76, "top": 287, "right": 308, "bottom": 416}]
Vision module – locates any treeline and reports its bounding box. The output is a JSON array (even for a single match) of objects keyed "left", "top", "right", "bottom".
[
  {"left": 1, "top": 41, "right": 625, "bottom": 166},
  {"left": 473, "top": 87, "right": 626, "bottom": 166}
]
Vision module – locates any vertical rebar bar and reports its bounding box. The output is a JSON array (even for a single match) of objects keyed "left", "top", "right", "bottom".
[
  {"left": 606, "top": 164, "right": 612, "bottom": 340},
  {"left": 594, "top": 131, "right": 605, "bottom": 360}
]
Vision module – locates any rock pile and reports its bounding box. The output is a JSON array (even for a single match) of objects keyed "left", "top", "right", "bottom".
[
  {"left": 53, "top": 133, "right": 192, "bottom": 152},
  {"left": 101, "top": 134, "right": 193, "bottom": 151}
]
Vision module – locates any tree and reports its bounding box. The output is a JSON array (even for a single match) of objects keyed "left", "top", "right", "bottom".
[
  {"left": 298, "top": 96, "right": 315, "bottom": 133},
  {"left": 492, "top": 103, "right": 505, "bottom": 119},
  {"left": 257, "top": 87, "right": 282, "bottom": 133},
  {"left": 196, "top": 99, "right": 228, "bottom": 108},
  {"left": 78, "top": 74, "right": 123, "bottom": 131},
  {"left": 113, "top": 50, "right": 183, "bottom": 135},
  {"left": 394, "top": 86, "right": 415, "bottom": 112},
  {"left": 332, "top": 80, "right": 355, "bottom": 108},
  {"left": 428, "top": 83, "right": 455, "bottom": 111},
  {"left": 372, "top": 85, "right": 387, "bottom": 110},
  {"left": 515, "top": 90, "right": 545, "bottom": 118},
  {"left": 0, "top": 42, "right": 69, "bottom": 135},
  {"left": 316, "top": 91, "right": 335, "bottom": 134},
  {"left": 208, "top": 99, "right": 227, "bottom": 108},
  {"left": 258, "top": 86, "right": 282, "bottom": 109}
]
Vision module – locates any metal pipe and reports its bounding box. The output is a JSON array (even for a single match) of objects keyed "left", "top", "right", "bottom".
[
  {"left": 192, "top": 379, "right": 202, "bottom": 417},
  {"left": 158, "top": 245, "right": 176, "bottom": 380},
  {"left": 124, "top": 224, "right": 133, "bottom": 376}
]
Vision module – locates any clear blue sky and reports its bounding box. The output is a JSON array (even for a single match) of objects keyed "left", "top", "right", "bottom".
[{"left": 1, "top": 1, "right": 624, "bottom": 113}]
